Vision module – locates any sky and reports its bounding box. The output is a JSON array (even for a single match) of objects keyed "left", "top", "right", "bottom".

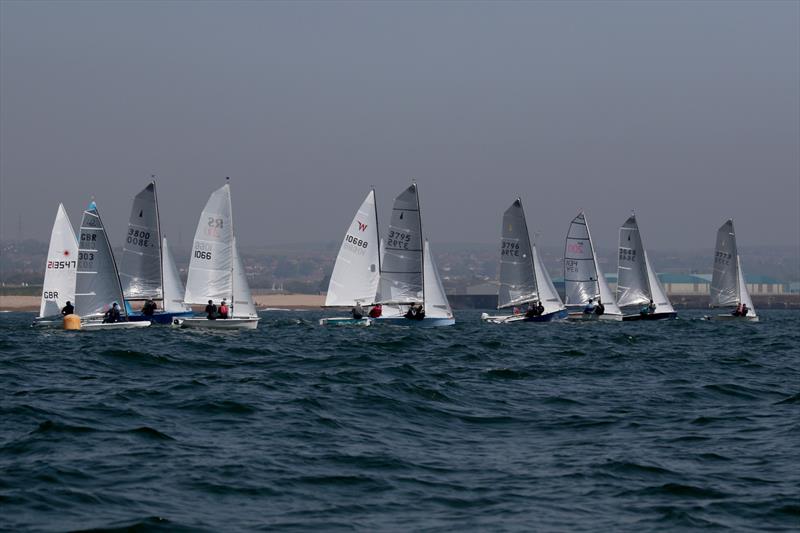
[{"left": 1, "top": 0, "right": 798, "bottom": 254}]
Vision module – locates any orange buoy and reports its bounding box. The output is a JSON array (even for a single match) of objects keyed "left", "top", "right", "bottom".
[{"left": 63, "top": 314, "right": 81, "bottom": 330}]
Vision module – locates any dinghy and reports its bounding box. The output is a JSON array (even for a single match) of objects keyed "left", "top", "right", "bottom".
[
  {"left": 74, "top": 201, "right": 150, "bottom": 330},
  {"left": 32, "top": 204, "right": 79, "bottom": 327},
  {"left": 616, "top": 214, "right": 676, "bottom": 321},
  {"left": 119, "top": 181, "right": 193, "bottom": 324},
  {"left": 319, "top": 189, "right": 381, "bottom": 326},
  {"left": 481, "top": 198, "right": 567, "bottom": 324},
  {"left": 372, "top": 183, "right": 455, "bottom": 327},
  {"left": 178, "top": 181, "right": 259, "bottom": 330},
  {"left": 563, "top": 212, "right": 622, "bottom": 321},
  {"left": 706, "top": 219, "right": 758, "bottom": 321}
]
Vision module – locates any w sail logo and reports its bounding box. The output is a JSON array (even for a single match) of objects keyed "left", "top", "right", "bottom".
[{"left": 357, "top": 221, "right": 368, "bottom": 232}]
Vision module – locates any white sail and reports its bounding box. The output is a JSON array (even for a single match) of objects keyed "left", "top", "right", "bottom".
[
  {"left": 532, "top": 244, "right": 565, "bottom": 315},
  {"left": 324, "top": 190, "right": 381, "bottom": 306},
  {"left": 39, "top": 203, "right": 79, "bottom": 318},
  {"left": 423, "top": 239, "right": 453, "bottom": 319},
  {"left": 616, "top": 214, "right": 650, "bottom": 308},
  {"left": 161, "top": 237, "right": 190, "bottom": 313},
  {"left": 564, "top": 212, "right": 599, "bottom": 306},
  {"left": 184, "top": 184, "right": 234, "bottom": 305},
  {"left": 119, "top": 182, "right": 162, "bottom": 300},
  {"left": 498, "top": 198, "right": 538, "bottom": 308},
  {"left": 377, "top": 184, "right": 423, "bottom": 304},
  {"left": 597, "top": 268, "right": 622, "bottom": 316},
  {"left": 736, "top": 256, "right": 756, "bottom": 317},
  {"left": 710, "top": 219, "right": 739, "bottom": 307},
  {"left": 644, "top": 251, "right": 674, "bottom": 313},
  {"left": 75, "top": 201, "right": 127, "bottom": 318},
  {"left": 232, "top": 238, "right": 257, "bottom": 318}
]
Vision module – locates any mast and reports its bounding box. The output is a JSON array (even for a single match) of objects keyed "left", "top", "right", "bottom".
[
  {"left": 521, "top": 197, "right": 538, "bottom": 298},
  {"left": 583, "top": 212, "right": 601, "bottom": 298},
  {"left": 98, "top": 200, "right": 128, "bottom": 317},
  {"left": 414, "top": 179, "right": 424, "bottom": 304},
  {"left": 152, "top": 176, "right": 165, "bottom": 302},
  {"left": 226, "top": 177, "right": 235, "bottom": 316},
  {"left": 372, "top": 186, "right": 381, "bottom": 285}
]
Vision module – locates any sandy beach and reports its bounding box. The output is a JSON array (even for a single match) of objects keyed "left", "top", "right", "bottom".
[{"left": 0, "top": 293, "right": 325, "bottom": 312}]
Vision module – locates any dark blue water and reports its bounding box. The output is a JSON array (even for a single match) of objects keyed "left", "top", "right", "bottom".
[{"left": 1, "top": 310, "right": 798, "bottom": 532}]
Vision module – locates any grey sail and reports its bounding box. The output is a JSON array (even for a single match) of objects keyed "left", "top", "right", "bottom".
[
  {"left": 564, "top": 212, "right": 599, "bottom": 306},
  {"left": 710, "top": 219, "right": 739, "bottom": 307},
  {"left": 119, "top": 182, "right": 162, "bottom": 300},
  {"left": 75, "top": 201, "right": 127, "bottom": 318},
  {"left": 498, "top": 198, "right": 538, "bottom": 308},
  {"left": 377, "top": 183, "right": 423, "bottom": 304},
  {"left": 616, "top": 214, "right": 650, "bottom": 308}
]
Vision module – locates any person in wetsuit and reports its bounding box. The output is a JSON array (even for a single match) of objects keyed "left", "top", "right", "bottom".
[
  {"left": 404, "top": 303, "right": 425, "bottom": 320},
  {"left": 142, "top": 299, "right": 157, "bottom": 317},
  {"left": 595, "top": 299, "right": 605, "bottom": 316},
  {"left": 205, "top": 300, "right": 217, "bottom": 320},
  {"left": 352, "top": 302, "right": 364, "bottom": 320},
  {"left": 103, "top": 302, "right": 121, "bottom": 323},
  {"left": 61, "top": 301, "right": 74, "bottom": 316}
]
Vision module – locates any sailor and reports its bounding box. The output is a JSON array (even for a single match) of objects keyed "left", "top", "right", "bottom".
[
  {"left": 219, "top": 299, "right": 229, "bottom": 319},
  {"left": 595, "top": 299, "right": 605, "bottom": 316},
  {"left": 205, "top": 300, "right": 217, "bottom": 320},
  {"left": 103, "top": 302, "right": 121, "bottom": 323},
  {"left": 732, "top": 303, "right": 742, "bottom": 316},
  {"left": 740, "top": 303, "right": 749, "bottom": 316},
  {"left": 61, "top": 301, "right": 74, "bottom": 316},
  {"left": 404, "top": 302, "right": 425, "bottom": 320},
  {"left": 368, "top": 304, "right": 382, "bottom": 318},
  {"left": 648, "top": 299, "right": 656, "bottom": 314},
  {"left": 536, "top": 300, "right": 544, "bottom": 316},
  {"left": 583, "top": 299, "right": 596, "bottom": 314},
  {"left": 142, "top": 298, "right": 157, "bottom": 317},
  {"left": 524, "top": 303, "right": 536, "bottom": 318},
  {"left": 352, "top": 302, "right": 364, "bottom": 320}
]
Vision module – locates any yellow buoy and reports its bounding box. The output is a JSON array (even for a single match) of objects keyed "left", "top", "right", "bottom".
[{"left": 63, "top": 314, "right": 81, "bottom": 330}]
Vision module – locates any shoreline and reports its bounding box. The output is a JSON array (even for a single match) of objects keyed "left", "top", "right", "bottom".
[{"left": 0, "top": 293, "right": 325, "bottom": 312}]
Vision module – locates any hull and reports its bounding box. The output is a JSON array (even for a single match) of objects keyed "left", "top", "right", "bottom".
[
  {"left": 706, "top": 313, "right": 759, "bottom": 322},
  {"left": 177, "top": 317, "right": 260, "bottom": 330},
  {"left": 128, "top": 310, "right": 194, "bottom": 324},
  {"left": 566, "top": 311, "right": 623, "bottom": 322},
  {"left": 319, "top": 317, "right": 372, "bottom": 326},
  {"left": 31, "top": 315, "right": 63, "bottom": 328},
  {"left": 481, "top": 309, "right": 568, "bottom": 324},
  {"left": 373, "top": 316, "right": 455, "bottom": 327},
  {"left": 622, "top": 311, "right": 678, "bottom": 322},
  {"left": 81, "top": 320, "right": 151, "bottom": 330}
]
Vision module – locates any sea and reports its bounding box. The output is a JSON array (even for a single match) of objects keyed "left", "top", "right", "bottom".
[{"left": 1, "top": 309, "right": 798, "bottom": 532}]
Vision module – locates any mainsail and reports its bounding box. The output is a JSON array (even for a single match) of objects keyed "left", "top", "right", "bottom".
[
  {"left": 377, "top": 184, "right": 424, "bottom": 304},
  {"left": 324, "top": 190, "right": 381, "bottom": 307},
  {"left": 564, "top": 212, "right": 599, "bottom": 306},
  {"left": 616, "top": 214, "right": 650, "bottom": 308},
  {"left": 710, "top": 219, "right": 739, "bottom": 307},
  {"left": 75, "top": 201, "right": 127, "bottom": 318},
  {"left": 161, "top": 237, "right": 190, "bottom": 313},
  {"left": 119, "top": 182, "right": 163, "bottom": 300},
  {"left": 423, "top": 239, "right": 453, "bottom": 319},
  {"left": 532, "top": 243, "right": 565, "bottom": 315},
  {"left": 39, "top": 203, "right": 79, "bottom": 318},
  {"left": 184, "top": 184, "right": 234, "bottom": 305},
  {"left": 497, "top": 198, "right": 538, "bottom": 309}
]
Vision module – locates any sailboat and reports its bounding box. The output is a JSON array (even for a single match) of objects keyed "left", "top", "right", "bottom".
[
  {"left": 119, "top": 181, "right": 192, "bottom": 324},
  {"left": 179, "top": 181, "right": 259, "bottom": 330},
  {"left": 32, "top": 203, "right": 79, "bottom": 327},
  {"left": 74, "top": 200, "right": 150, "bottom": 330},
  {"left": 563, "top": 212, "right": 622, "bottom": 321},
  {"left": 707, "top": 219, "right": 758, "bottom": 321},
  {"left": 481, "top": 198, "right": 567, "bottom": 323},
  {"left": 319, "top": 189, "right": 381, "bottom": 326},
  {"left": 616, "top": 214, "right": 676, "bottom": 321},
  {"left": 372, "top": 183, "right": 455, "bottom": 327}
]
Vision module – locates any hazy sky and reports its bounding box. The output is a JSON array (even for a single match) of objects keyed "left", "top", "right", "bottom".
[{"left": 1, "top": 0, "right": 798, "bottom": 253}]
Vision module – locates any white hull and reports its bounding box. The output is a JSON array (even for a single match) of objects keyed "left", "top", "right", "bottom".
[
  {"left": 31, "top": 316, "right": 63, "bottom": 328},
  {"left": 319, "top": 317, "right": 372, "bottom": 326},
  {"left": 177, "top": 317, "right": 260, "bottom": 330},
  {"left": 81, "top": 320, "right": 151, "bottom": 330},
  {"left": 481, "top": 309, "right": 568, "bottom": 324},
  {"left": 705, "top": 314, "right": 759, "bottom": 322},
  {"left": 566, "top": 311, "right": 623, "bottom": 322}
]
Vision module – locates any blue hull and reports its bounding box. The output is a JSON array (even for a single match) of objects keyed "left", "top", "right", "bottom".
[
  {"left": 524, "top": 309, "right": 569, "bottom": 322},
  {"left": 622, "top": 311, "right": 678, "bottom": 322},
  {"left": 128, "top": 311, "right": 194, "bottom": 325}
]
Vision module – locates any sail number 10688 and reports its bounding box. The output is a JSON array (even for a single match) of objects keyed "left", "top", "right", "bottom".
[{"left": 345, "top": 234, "right": 368, "bottom": 248}]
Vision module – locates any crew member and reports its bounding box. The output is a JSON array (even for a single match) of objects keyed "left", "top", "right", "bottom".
[
  {"left": 103, "top": 302, "right": 121, "bottom": 323},
  {"left": 219, "top": 299, "right": 229, "bottom": 319},
  {"left": 61, "top": 301, "right": 74, "bottom": 316},
  {"left": 368, "top": 304, "right": 382, "bottom": 318},
  {"left": 205, "top": 300, "right": 217, "bottom": 320},
  {"left": 142, "top": 298, "right": 157, "bottom": 317},
  {"left": 352, "top": 302, "right": 364, "bottom": 320}
]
